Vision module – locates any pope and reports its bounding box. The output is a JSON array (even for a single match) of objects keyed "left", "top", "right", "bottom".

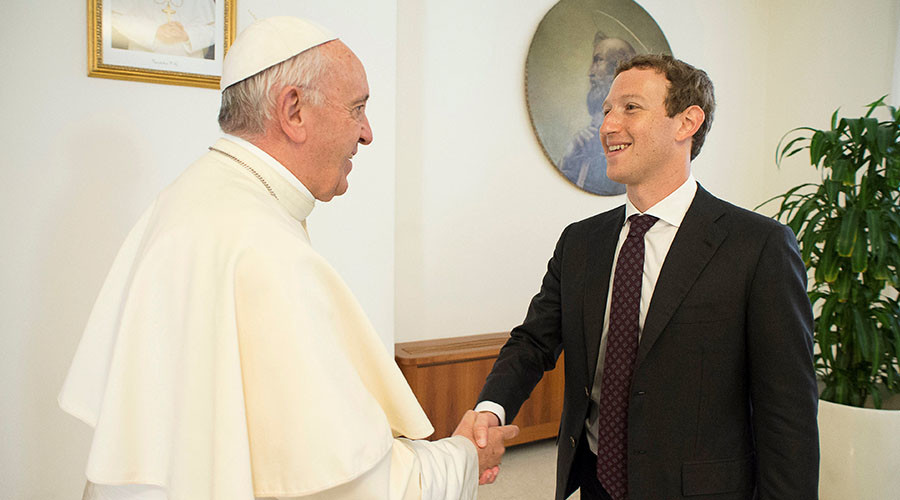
[{"left": 59, "top": 16, "right": 518, "bottom": 500}]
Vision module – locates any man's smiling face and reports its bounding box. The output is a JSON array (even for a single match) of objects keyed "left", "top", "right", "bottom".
[{"left": 599, "top": 68, "right": 683, "bottom": 188}]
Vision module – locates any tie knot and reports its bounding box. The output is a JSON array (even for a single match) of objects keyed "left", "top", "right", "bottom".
[{"left": 627, "top": 214, "right": 659, "bottom": 238}]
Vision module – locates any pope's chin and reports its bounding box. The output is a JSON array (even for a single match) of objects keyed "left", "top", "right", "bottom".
[{"left": 334, "top": 175, "right": 351, "bottom": 199}]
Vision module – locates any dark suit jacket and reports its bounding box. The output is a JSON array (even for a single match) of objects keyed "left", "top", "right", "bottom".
[{"left": 478, "top": 187, "right": 819, "bottom": 499}]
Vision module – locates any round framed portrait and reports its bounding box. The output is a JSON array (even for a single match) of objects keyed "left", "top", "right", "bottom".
[{"left": 526, "top": 0, "right": 671, "bottom": 196}]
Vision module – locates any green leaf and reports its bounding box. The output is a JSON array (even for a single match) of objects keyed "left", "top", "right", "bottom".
[
  {"left": 775, "top": 128, "right": 817, "bottom": 167},
  {"left": 851, "top": 228, "right": 868, "bottom": 273},
  {"left": 837, "top": 208, "right": 859, "bottom": 257},
  {"left": 873, "top": 308, "right": 900, "bottom": 363},
  {"left": 846, "top": 118, "right": 864, "bottom": 141},
  {"left": 818, "top": 237, "right": 840, "bottom": 283},
  {"left": 787, "top": 197, "right": 819, "bottom": 235},
  {"left": 885, "top": 304, "right": 900, "bottom": 358},
  {"left": 875, "top": 124, "right": 891, "bottom": 160},
  {"left": 835, "top": 269, "right": 853, "bottom": 302},
  {"left": 831, "top": 159, "right": 848, "bottom": 185},
  {"left": 864, "top": 95, "right": 888, "bottom": 117},
  {"left": 866, "top": 210, "right": 885, "bottom": 259},
  {"left": 800, "top": 211, "right": 829, "bottom": 265},
  {"left": 809, "top": 131, "right": 825, "bottom": 166},
  {"left": 824, "top": 179, "right": 840, "bottom": 204},
  {"left": 852, "top": 308, "right": 880, "bottom": 379},
  {"left": 835, "top": 376, "right": 851, "bottom": 405},
  {"left": 864, "top": 118, "right": 882, "bottom": 163},
  {"left": 869, "top": 383, "right": 883, "bottom": 409},
  {"left": 869, "top": 326, "right": 883, "bottom": 378},
  {"left": 821, "top": 384, "right": 836, "bottom": 402}
]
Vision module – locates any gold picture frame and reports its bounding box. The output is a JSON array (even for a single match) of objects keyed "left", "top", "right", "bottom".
[{"left": 88, "top": 0, "right": 236, "bottom": 89}]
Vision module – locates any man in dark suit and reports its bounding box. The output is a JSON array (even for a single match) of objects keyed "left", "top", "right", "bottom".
[{"left": 471, "top": 55, "right": 819, "bottom": 499}]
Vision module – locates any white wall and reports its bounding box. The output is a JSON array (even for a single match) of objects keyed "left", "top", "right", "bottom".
[
  {"left": 1, "top": 0, "right": 898, "bottom": 498},
  {"left": 0, "top": 1, "right": 396, "bottom": 498},
  {"left": 394, "top": 0, "right": 900, "bottom": 342}
]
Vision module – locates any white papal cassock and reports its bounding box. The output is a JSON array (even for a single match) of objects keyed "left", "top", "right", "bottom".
[{"left": 59, "top": 138, "right": 478, "bottom": 500}]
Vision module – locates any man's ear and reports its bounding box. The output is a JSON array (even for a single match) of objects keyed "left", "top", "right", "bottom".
[
  {"left": 276, "top": 86, "right": 308, "bottom": 144},
  {"left": 675, "top": 105, "right": 705, "bottom": 142}
]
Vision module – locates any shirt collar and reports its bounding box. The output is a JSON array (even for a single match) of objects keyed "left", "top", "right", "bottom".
[
  {"left": 223, "top": 134, "right": 316, "bottom": 205},
  {"left": 624, "top": 175, "right": 698, "bottom": 228}
]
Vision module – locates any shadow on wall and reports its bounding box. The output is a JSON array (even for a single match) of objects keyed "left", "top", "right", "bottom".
[{"left": 23, "top": 117, "right": 151, "bottom": 496}]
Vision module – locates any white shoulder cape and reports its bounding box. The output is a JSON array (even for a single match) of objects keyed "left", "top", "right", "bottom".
[{"left": 59, "top": 139, "right": 435, "bottom": 500}]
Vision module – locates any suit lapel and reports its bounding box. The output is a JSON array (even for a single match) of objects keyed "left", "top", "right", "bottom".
[
  {"left": 635, "top": 187, "right": 727, "bottom": 369},
  {"left": 583, "top": 207, "right": 625, "bottom": 382}
]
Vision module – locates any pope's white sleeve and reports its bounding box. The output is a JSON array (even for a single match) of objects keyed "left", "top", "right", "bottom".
[
  {"left": 270, "top": 437, "right": 475, "bottom": 500},
  {"left": 395, "top": 436, "right": 478, "bottom": 500}
]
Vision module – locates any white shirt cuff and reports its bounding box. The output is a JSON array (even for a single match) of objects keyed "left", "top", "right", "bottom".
[{"left": 473, "top": 401, "right": 506, "bottom": 426}]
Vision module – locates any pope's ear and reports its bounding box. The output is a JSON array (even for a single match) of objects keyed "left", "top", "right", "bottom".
[
  {"left": 676, "top": 105, "right": 705, "bottom": 142},
  {"left": 276, "top": 85, "right": 309, "bottom": 144}
]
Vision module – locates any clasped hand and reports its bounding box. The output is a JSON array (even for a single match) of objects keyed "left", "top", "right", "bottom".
[
  {"left": 155, "top": 21, "right": 189, "bottom": 45},
  {"left": 452, "top": 410, "right": 518, "bottom": 485}
]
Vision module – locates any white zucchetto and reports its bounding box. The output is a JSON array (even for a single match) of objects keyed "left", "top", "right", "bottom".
[{"left": 221, "top": 16, "right": 337, "bottom": 90}]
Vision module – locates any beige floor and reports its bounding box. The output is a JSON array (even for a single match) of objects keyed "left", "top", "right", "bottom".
[{"left": 476, "top": 439, "right": 580, "bottom": 500}]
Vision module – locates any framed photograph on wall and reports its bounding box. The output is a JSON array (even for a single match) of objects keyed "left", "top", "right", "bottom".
[{"left": 88, "top": 0, "right": 236, "bottom": 89}]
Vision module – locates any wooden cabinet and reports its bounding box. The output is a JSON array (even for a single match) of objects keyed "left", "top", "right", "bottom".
[{"left": 395, "top": 332, "right": 564, "bottom": 447}]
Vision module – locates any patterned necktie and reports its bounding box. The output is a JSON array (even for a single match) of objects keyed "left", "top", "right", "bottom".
[{"left": 596, "top": 214, "right": 659, "bottom": 500}]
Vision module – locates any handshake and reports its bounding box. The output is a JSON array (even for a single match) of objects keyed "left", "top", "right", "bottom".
[{"left": 452, "top": 410, "right": 519, "bottom": 485}]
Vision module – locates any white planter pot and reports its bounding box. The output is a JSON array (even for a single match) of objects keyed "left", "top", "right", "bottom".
[{"left": 818, "top": 399, "right": 900, "bottom": 499}]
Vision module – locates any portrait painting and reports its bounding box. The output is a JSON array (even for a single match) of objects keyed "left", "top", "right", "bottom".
[
  {"left": 88, "top": 0, "right": 236, "bottom": 89},
  {"left": 526, "top": 0, "right": 671, "bottom": 196}
]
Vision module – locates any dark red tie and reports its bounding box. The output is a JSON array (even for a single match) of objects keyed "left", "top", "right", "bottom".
[{"left": 596, "top": 214, "right": 658, "bottom": 500}]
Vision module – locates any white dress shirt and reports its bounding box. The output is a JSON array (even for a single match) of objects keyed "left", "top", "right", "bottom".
[
  {"left": 476, "top": 176, "right": 698, "bottom": 455},
  {"left": 585, "top": 176, "right": 697, "bottom": 453}
]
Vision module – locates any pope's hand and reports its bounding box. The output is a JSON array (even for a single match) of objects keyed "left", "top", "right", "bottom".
[{"left": 453, "top": 410, "right": 518, "bottom": 484}]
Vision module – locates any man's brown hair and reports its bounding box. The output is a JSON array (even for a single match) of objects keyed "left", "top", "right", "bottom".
[{"left": 616, "top": 54, "right": 715, "bottom": 160}]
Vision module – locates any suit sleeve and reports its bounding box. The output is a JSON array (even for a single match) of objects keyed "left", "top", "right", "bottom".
[
  {"left": 477, "top": 225, "right": 570, "bottom": 423},
  {"left": 746, "top": 223, "right": 819, "bottom": 498}
]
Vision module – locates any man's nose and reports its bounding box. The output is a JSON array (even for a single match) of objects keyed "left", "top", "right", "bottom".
[
  {"left": 599, "top": 111, "right": 617, "bottom": 135},
  {"left": 359, "top": 115, "right": 373, "bottom": 145}
]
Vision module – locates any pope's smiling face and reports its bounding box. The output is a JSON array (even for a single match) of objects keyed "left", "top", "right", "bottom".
[
  {"left": 302, "top": 42, "right": 373, "bottom": 201},
  {"left": 599, "top": 68, "right": 684, "bottom": 188}
]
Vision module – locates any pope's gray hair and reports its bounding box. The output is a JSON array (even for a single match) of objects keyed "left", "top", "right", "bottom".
[{"left": 218, "top": 44, "right": 331, "bottom": 137}]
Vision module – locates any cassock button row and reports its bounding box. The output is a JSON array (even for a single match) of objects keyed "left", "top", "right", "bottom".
[{"left": 570, "top": 436, "right": 576, "bottom": 448}]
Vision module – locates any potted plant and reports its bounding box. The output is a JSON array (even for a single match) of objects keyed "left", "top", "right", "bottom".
[{"left": 759, "top": 96, "right": 900, "bottom": 498}]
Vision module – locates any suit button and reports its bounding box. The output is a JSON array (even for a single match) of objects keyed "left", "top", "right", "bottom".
[
  {"left": 570, "top": 436, "right": 576, "bottom": 448},
  {"left": 636, "top": 390, "right": 646, "bottom": 396},
  {"left": 637, "top": 450, "right": 647, "bottom": 455},
  {"left": 584, "top": 386, "right": 590, "bottom": 397}
]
